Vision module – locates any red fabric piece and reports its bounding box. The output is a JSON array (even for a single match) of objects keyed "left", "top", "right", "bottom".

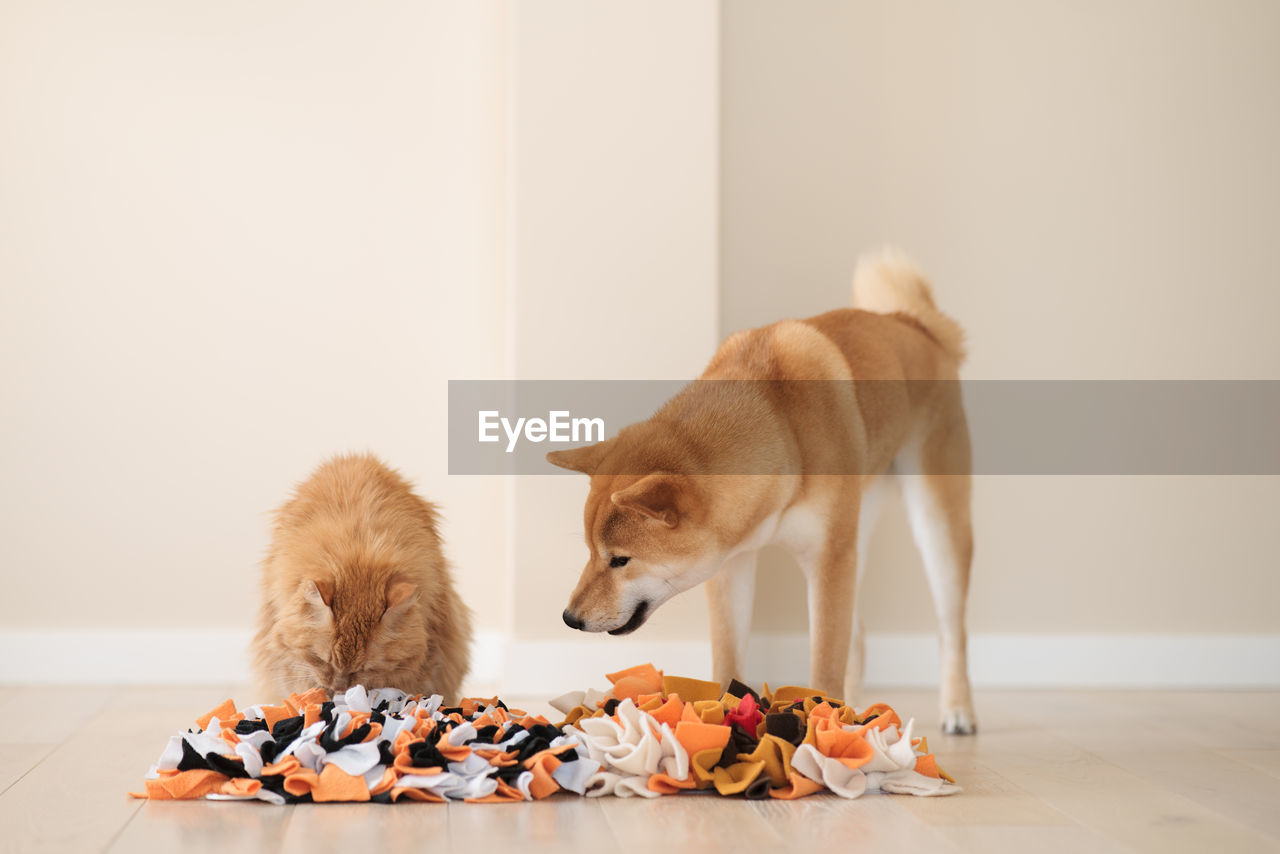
[{"left": 724, "top": 692, "right": 762, "bottom": 734}]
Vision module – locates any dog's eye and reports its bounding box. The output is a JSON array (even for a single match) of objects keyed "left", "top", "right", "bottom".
[{"left": 609, "top": 555, "right": 630, "bottom": 568}]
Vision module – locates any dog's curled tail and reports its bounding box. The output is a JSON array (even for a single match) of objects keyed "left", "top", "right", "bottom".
[{"left": 852, "top": 248, "right": 967, "bottom": 363}]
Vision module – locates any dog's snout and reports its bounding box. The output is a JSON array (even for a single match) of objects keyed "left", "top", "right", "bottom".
[{"left": 562, "top": 609, "right": 585, "bottom": 631}]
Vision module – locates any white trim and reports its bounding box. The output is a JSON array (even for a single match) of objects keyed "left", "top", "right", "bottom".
[
  {"left": 0, "top": 629, "right": 258, "bottom": 685},
  {"left": 498, "top": 632, "right": 1280, "bottom": 695},
  {"left": 2, "top": 629, "right": 1278, "bottom": 690},
  {"left": 0, "top": 629, "right": 503, "bottom": 688}
]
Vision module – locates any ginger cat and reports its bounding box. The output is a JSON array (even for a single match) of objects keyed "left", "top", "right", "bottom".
[{"left": 252, "top": 453, "right": 472, "bottom": 702}]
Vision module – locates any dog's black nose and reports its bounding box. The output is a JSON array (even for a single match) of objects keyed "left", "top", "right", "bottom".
[{"left": 562, "top": 609, "right": 585, "bottom": 630}]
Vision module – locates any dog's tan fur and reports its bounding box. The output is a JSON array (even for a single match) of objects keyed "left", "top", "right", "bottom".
[{"left": 549, "top": 250, "right": 977, "bottom": 733}]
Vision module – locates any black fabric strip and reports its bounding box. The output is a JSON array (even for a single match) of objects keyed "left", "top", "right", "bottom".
[
  {"left": 271, "top": 715, "right": 305, "bottom": 743},
  {"left": 258, "top": 740, "right": 281, "bottom": 765},
  {"left": 258, "top": 774, "right": 286, "bottom": 793},
  {"left": 764, "top": 712, "right": 804, "bottom": 746},
  {"left": 494, "top": 763, "right": 525, "bottom": 784},
  {"left": 320, "top": 722, "right": 372, "bottom": 752},
  {"left": 515, "top": 737, "right": 552, "bottom": 762},
  {"left": 742, "top": 775, "right": 773, "bottom": 800},
  {"left": 714, "top": 740, "right": 738, "bottom": 770},
  {"left": 205, "top": 752, "right": 250, "bottom": 779},
  {"left": 407, "top": 740, "right": 450, "bottom": 769},
  {"left": 526, "top": 723, "right": 562, "bottom": 742},
  {"left": 729, "top": 725, "right": 758, "bottom": 755},
  {"left": 177, "top": 738, "right": 211, "bottom": 773}
]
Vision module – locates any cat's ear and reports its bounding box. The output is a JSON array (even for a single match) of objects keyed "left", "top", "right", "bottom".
[
  {"left": 385, "top": 581, "right": 420, "bottom": 615},
  {"left": 302, "top": 578, "right": 333, "bottom": 609}
]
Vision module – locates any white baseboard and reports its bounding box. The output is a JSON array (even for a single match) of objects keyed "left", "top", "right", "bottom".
[
  {"left": 0, "top": 629, "right": 508, "bottom": 689},
  {"left": 1, "top": 629, "right": 1277, "bottom": 691},
  {"left": 0, "top": 630, "right": 258, "bottom": 685},
  {"left": 497, "top": 632, "right": 1280, "bottom": 694}
]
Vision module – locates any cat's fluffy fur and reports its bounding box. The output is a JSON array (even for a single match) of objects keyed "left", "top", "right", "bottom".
[{"left": 252, "top": 453, "right": 472, "bottom": 702}]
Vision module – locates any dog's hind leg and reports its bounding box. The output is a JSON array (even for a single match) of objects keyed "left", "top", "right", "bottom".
[
  {"left": 899, "top": 416, "right": 977, "bottom": 735},
  {"left": 706, "top": 550, "right": 758, "bottom": 687}
]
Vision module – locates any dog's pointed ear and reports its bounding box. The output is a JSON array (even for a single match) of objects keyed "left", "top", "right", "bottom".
[
  {"left": 611, "top": 474, "right": 684, "bottom": 528},
  {"left": 546, "top": 440, "right": 611, "bottom": 475}
]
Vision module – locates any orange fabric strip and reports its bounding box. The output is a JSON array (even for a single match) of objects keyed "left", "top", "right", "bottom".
[
  {"left": 673, "top": 721, "right": 731, "bottom": 757},
  {"left": 391, "top": 787, "right": 446, "bottom": 803},
  {"left": 313, "top": 764, "right": 370, "bottom": 802},
  {"left": 217, "top": 778, "right": 263, "bottom": 798},
  {"left": 195, "top": 699, "right": 237, "bottom": 731},
  {"left": 859, "top": 703, "right": 902, "bottom": 731},
  {"left": 259, "top": 704, "right": 293, "bottom": 729},
  {"left": 523, "top": 751, "right": 562, "bottom": 800},
  {"left": 605, "top": 663, "right": 664, "bottom": 692},
  {"left": 260, "top": 756, "right": 301, "bottom": 777},
  {"left": 647, "top": 773, "right": 697, "bottom": 794},
  {"left": 368, "top": 767, "right": 398, "bottom": 796},
  {"left": 282, "top": 769, "right": 319, "bottom": 797},
  {"left": 648, "top": 696, "right": 686, "bottom": 727},
  {"left": 140, "top": 769, "right": 230, "bottom": 800}
]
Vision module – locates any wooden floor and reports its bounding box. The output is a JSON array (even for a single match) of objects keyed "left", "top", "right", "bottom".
[{"left": 1, "top": 685, "right": 1278, "bottom": 853}]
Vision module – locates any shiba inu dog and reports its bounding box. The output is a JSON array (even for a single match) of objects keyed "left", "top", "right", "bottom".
[{"left": 547, "top": 250, "right": 977, "bottom": 734}]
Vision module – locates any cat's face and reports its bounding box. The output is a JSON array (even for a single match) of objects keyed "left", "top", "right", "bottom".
[{"left": 287, "top": 577, "right": 426, "bottom": 696}]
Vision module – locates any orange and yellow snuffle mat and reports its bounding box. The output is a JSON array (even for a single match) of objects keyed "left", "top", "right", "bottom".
[{"left": 131, "top": 663, "right": 959, "bottom": 804}]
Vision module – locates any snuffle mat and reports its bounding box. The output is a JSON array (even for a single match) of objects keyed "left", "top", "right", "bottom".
[{"left": 132, "top": 663, "right": 959, "bottom": 804}]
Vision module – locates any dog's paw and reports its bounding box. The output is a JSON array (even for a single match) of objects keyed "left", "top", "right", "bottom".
[{"left": 941, "top": 708, "right": 977, "bottom": 736}]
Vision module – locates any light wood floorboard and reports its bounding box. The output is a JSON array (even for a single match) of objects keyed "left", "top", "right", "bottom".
[{"left": 0, "top": 686, "right": 233, "bottom": 854}]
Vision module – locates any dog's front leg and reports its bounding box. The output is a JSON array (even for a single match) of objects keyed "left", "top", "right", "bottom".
[
  {"left": 795, "top": 501, "right": 859, "bottom": 697},
  {"left": 705, "top": 550, "right": 758, "bottom": 687},
  {"left": 803, "top": 551, "right": 858, "bottom": 696}
]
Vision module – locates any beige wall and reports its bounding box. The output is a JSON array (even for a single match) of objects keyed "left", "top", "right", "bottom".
[
  {"left": 722, "top": 0, "right": 1280, "bottom": 634},
  {"left": 0, "top": 0, "right": 510, "bottom": 630},
  {"left": 508, "top": 0, "right": 720, "bottom": 643},
  {"left": 0, "top": 0, "right": 722, "bottom": 652}
]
